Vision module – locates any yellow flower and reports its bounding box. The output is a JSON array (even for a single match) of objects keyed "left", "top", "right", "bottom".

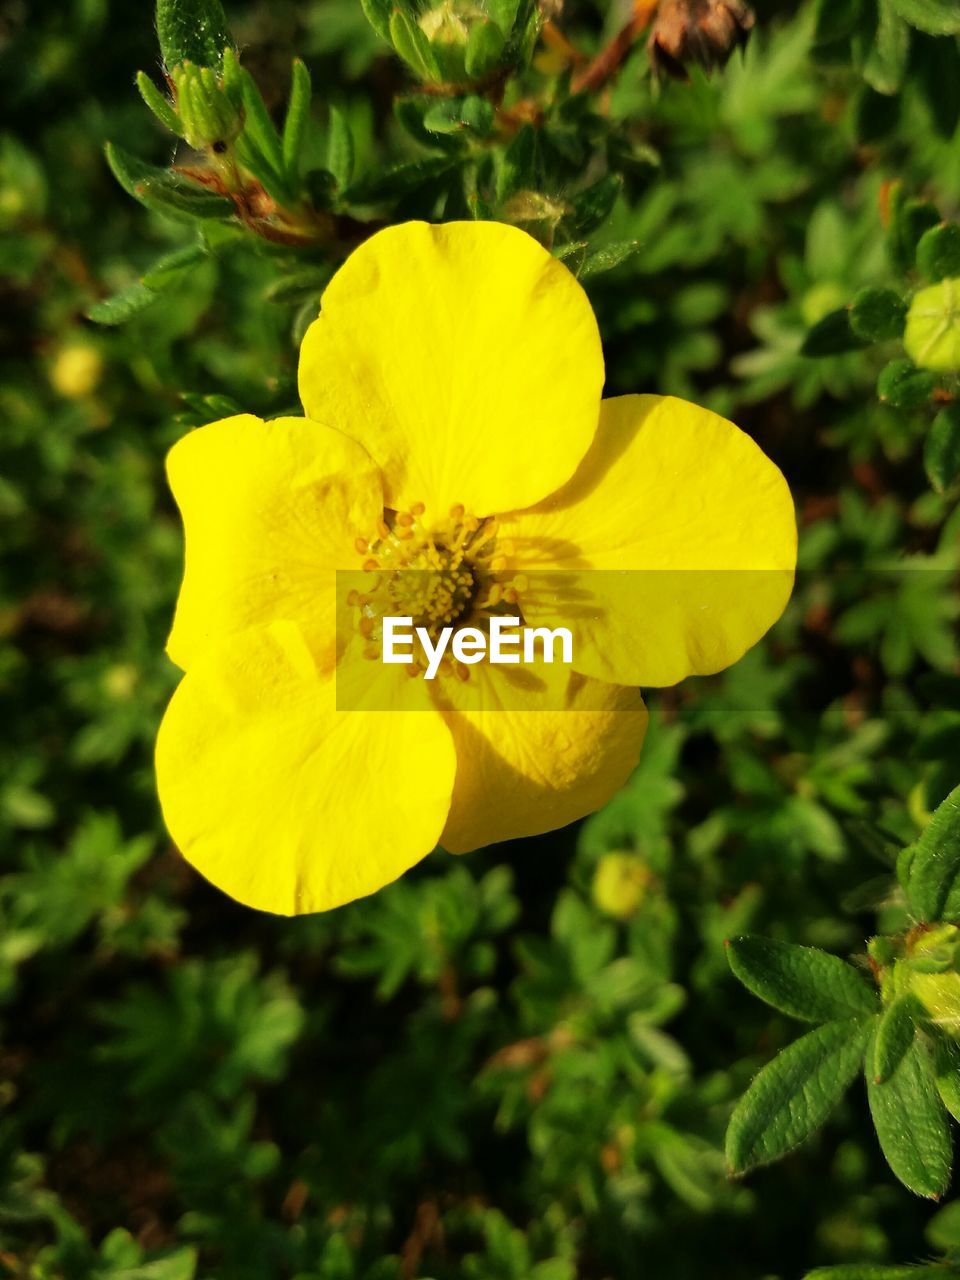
[{"left": 156, "top": 221, "right": 796, "bottom": 916}]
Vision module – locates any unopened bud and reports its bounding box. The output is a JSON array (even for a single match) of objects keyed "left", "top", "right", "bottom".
[
  {"left": 648, "top": 0, "right": 755, "bottom": 79},
  {"left": 170, "top": 60, "right": 244, "bottom": 153}
]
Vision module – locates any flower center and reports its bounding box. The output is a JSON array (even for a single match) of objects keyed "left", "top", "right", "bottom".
[{"left": 348, "top": 503, "right": 526, "bottom": 679}]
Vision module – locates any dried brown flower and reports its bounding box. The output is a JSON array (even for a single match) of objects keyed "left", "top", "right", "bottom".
[{"left": 647, "top": 0, "right": 756, "bottom": 78}]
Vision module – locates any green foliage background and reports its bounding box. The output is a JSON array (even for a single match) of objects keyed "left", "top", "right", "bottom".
[{"left": 3, "top": 0, "right": 960, "bottom": 1276}]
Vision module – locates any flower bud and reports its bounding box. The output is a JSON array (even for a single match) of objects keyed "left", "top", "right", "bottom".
[
  {"left": 647, "top": 0, "right": 755, "bottom": 79},
  {"left": 904, "top": 278, "right": 960, "bottom": 373},
  {"left": 170, "top": 60, "right": 244, "bottom": 153},
  {"left": 389, "top": 0, "right": 534, "bottom": 86},
  {"left": 592, "top": 852, "right": 653, "bottom": 921}
]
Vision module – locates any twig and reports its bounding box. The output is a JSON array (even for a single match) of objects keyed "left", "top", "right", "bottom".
[{"left": 570, "top": 0, "right": 660, "bottom": 95}]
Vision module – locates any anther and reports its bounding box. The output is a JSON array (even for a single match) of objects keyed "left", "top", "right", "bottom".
[
  {"left": 396, "top": 511, "right": 414, "bottom": 527},
  {"left": 362, "top": 558, "right": 380, "bottom": 572},
  {"left": 346, "top": 589, "right": 360, "bottom": 607},
  {"left": 449, "top": 503, "right": 465, "bottom": 519},
  {"left": 397, "top": 527, "right": 414, "bottom": 541},
  {"left": 377, "top": 518, "right": 390, "bottom": 540},
  {"left": 355, "top": 536, "right": 369, "bottom": 555},
  {"left": 359, "top": 617, "right": 374, "bottom": 639},
  {"left": 411, "top": 501, "right": 426, "bottom": 516},
  {"left": 511, "top": 574, "right": 528, "bottom": 594}
]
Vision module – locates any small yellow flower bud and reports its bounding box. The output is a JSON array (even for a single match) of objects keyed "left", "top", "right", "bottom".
[
  {"left": 50, "top": 342, "right": 103, "bottom": 400},
  {"left": 904, "top": 278, "right": 960, "bottom": 373},
  {"left": 592, "top": 852, "right": 653, "bottom": 921}
]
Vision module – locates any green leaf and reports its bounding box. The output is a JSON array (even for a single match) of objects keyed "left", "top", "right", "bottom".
[
  {"left": 105, "top": 142, "right": 234, "bottom": 221},
  {"left": 926, "top": 405, "right": 960, "bottom": 494},
  {"left": 497, "top": 124, "right": 537, "bottom": 203},
  {"left": 282, "top": 59, "right": 312, "bottom": 185},
  {"left": 570, "top": 174, "right": 622, "bottom": 237},
  {"left": 726, "top": 1018, "right": 873, "bottom": 1175},
  {"left": 343, "top": 156, "right": 456, "bottom": 204},
  {"left": 888, "top": 0, "right": 960, "bottom": 34},
  {"left": 88, "top": 282, "right": 159, "bottom": 325},
  {"left": 874, "top": 993, "right": 923, "bottom": 1082},
  {"left": 935, "top": 1035, "right": 960, "bottom": 1122},
  {"left": 849, "top": 287, "right": 907, "bottom": 341},
  {"left": 422, "top": 95, "right": 495, "bottom": 137},
  {"left": 862, "top": 0, "right": 911, "bottom": 93},
  {"left": 928, "top": 1197, "right": 960, "bottom": 1251},
  {"left": 854, "top": 85, "right": 901, "bottom": 143},
  {"left": 359, "top": 0, "right": 392, "bottom": 42},
  {"left": 866, "top": 1030, "right": 952, "bottom": 1198},
  {"left": 727, "top": 937, "right": 879, "bottom": 1022},
  {"left": 917, "top": 224, "right": 960, "bottom": 282},
  {"left": 238, "top": 69, "right": 288, "bottom": 195},
  {"left": 464, "top": 19, "right": 506, "bottom": 79},
  {"left": 135, "top": 175, "right": 234, "bottom": 220},
  {"left": 389, "top": 8, "right": 442, "bottom": 81},
  {"left": 141, "top": 243, "right": 208, "bottom": 289},
  {"left": 887, "top": 191, "right": 941, "bottom": 272},
  {"left": 136, "top": 71, "right": 185, "bottom": 136},
  {"left": 877, "top": 357, "right": 936, "bottom": 409},
  {"left": 579, "top": 240, "right": 642, "bottom": 279},
  {"left": 156, "top": 0, "right": 232, "bottom": 69},
  {"left": 904, "top": 785, "right": 960, "bottom": 921},
  {"left": 326, "top": 106, "right": 355, "bottom": 188},
  {"left": 801, "top": 307, "right": 867, "bottom": 357}
]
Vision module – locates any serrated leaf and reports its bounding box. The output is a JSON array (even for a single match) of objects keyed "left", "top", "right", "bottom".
[
  {"left": 88, "top": 283, "right": 160, "bottom": 325},
  {"left": 926, "top": 406, "right": 960, "bottom": 494},
  {"left": 156, "top": 0, "right": 232, "bottom": 69},
  {"left": 874, "top": 993, "right": 923, "bottom": 1082},
  {"left": 888, "top": 0, "right": 960, "bottom": 34},
  {"left": 866, "top": 1030, "right": 952, "bottom": 1198},
  {"left": 282, "top": 59, "right": 311, "bottom": 185},
  {"left": 726, "top": 1018, "right": 873, "bottom": 1174},
  {"left": 904, "top": 785, "right": 960, "bottom": 921},
  {"left": 727, "top": 937, "right": 879, "bottom": 1022}
]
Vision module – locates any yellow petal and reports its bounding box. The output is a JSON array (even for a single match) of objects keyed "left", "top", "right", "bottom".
[
  {"left": 156, "top": 622, "right": 456, "bottom": 915},
  {"left": 298, "top": 221, "right": 604, "bottom": 517},
  {"left": 499, "top": 394, "right": 797, "bottom": 687},
  {"left": 432, "top": 661, "right": 647, "bottom": 853},
  {"left": 166, "top": 414, "right": 382, "bottom": 670}
]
